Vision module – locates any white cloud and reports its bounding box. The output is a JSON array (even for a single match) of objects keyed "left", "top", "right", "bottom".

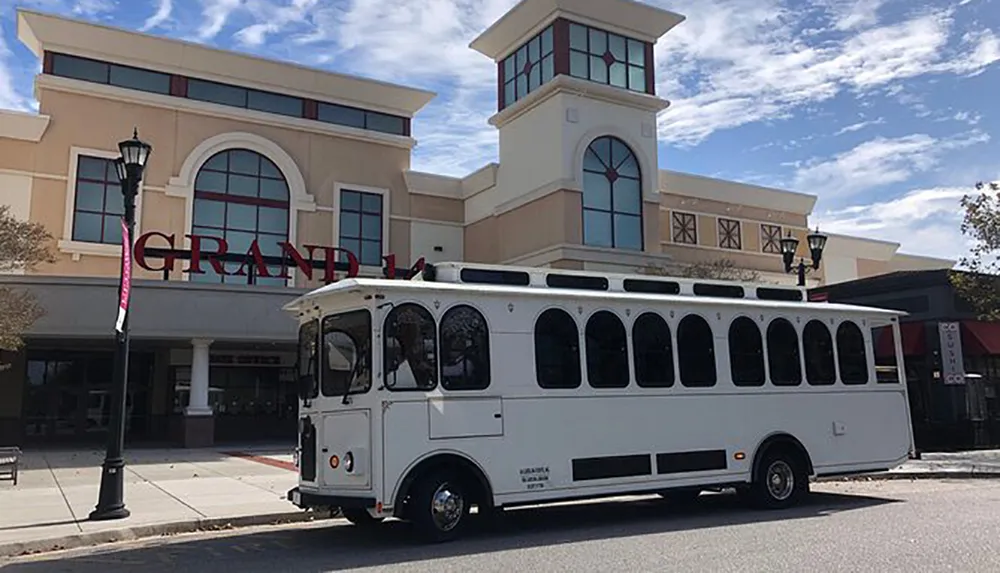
[
  {"left": 198, "top": 0, "right": 242, "bottom": 41},
  {"left": 794, "top": 130, "right": 990, "bottom": 199},
  {"left": 654, "top": 1, "right": 1000, "bottom": 147},
  {"left": 141, "top": 0, "right": 173, "bottom": 32},
  {"left": 826, "top": 0, "right": 887, "bottom": 31},
  {"left": 813, "top": 186, "right": 979, "bottom": 260},
  {"left": 0, "top": 35, "right": 30, "bottom": 112},
  {"left": 834, "top": 117, "right": 886, "bottom": 135}
]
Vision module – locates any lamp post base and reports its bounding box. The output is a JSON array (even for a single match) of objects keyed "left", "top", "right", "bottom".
[{"left": 88, "top": 458, "right": 131, "bottom": 521}]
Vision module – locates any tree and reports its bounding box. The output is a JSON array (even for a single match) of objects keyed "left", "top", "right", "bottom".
[
  {"left": 950, "top": 180, "right": 1000, "bottom": 321},
  {"left": 639, "top": 258, "right": 764, "bottom": 283},
  {"left": 0, "top": 205, "right": 56, "bottom": 359}
]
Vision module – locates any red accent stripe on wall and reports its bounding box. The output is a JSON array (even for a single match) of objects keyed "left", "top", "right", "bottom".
[
  {"left": 553, "top": 18, "right": 570, "bottom": 78},
  {"left": 644, "top": 42, "right": 655, "bottom": 95}
]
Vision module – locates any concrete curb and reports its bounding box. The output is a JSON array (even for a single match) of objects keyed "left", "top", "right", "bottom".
[
  {"left": 0, "top": 510, "right": 339, "bottom": 559},
  {"left": 817, "top": 471, "right": 1000, "bottom": 482}
]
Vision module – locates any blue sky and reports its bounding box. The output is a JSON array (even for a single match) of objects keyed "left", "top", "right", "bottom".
[{"left": 1, "top": 0, "right": 998, "bottom": 263}]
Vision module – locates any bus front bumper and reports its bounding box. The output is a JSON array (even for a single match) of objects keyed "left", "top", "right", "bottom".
[{"left": 287, "top": 487, "right": 376, "bottom": 510}]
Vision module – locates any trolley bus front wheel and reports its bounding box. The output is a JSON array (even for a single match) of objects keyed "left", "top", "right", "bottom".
[{"left": 409, "top": 469, "right": 472, "bottom": 543}]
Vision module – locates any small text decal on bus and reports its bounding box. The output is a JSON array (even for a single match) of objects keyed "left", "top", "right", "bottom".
[{"left": 519, "top": 466, "right": 550, "bottom": 490}]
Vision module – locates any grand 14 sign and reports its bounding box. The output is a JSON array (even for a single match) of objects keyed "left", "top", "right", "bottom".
[{"left": 132, "top": 231, "right": 425, "bottom": 283}]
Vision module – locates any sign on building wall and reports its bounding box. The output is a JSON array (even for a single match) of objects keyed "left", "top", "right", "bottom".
[{"left": 938, "top": 322, "right": 966, "bottom": 385}]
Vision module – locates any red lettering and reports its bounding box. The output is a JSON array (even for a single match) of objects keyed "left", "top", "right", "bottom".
[
  {"left": 134, "top": 231, "right": 176, "bottom": 272},
  {"left": 383, "top": 255, "right": 426, "bottom": 280},
  {"left": 233, "top": 240, "right": 272, "bottom": 279},
  {"left": 278, "top": 242, "right": 314, "bottom": 281},
  {"left": 305, "top": 245, "right": 359, "bottom": 283},
  {"left": 185, "top": 234, "right": 228, "bottom": 275}
]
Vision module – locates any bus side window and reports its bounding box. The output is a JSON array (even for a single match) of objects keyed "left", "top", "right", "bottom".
[
  {"left": 633, "top": 312, "right": 674, "bottom": 388},
  {"left": 729, "top": 316, "right": 765, "bottom": 387},
  {"left": 585, "top": 311, "right": 629, "bottom": 388},
  {"left": 439, "top": 305, "right": 491, "bottom": 391},
  {"left": 804, "top": 320, "right": 836, "bottom": 386},
  {"left": 767, "top": 318, "right": 802, "bottom": 386},
  {"left": 534, "top": 308, "right": 581, "bottom": 389},
  {"left": 384, "top": 303, "right": 438, "bottom": 391},
  {"left": 837, "top": 321, "right": 869, "bottom": 385},
  {"left": 678, "top": 314, "right": 716, "bottom": 387}
]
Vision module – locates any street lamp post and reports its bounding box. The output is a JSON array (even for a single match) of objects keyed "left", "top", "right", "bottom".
[
  {"left": 780, "top": 228, "right": 828, "bottom": 287},
  {"left": 89, "top": 129, "right": 152, "bottom": 522}
]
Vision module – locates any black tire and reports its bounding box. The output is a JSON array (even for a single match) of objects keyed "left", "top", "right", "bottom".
[
  {"left": 408, "top": 470, "right": 472, "bottom": 543},
  {"left": 341, "top": 507, "right": 384, "bottom": 527},
  {"left": 748, "top": 446, "right": 809, "bottom": 509}
]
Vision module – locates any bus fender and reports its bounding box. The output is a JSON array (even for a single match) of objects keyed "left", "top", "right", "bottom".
[
  {"left": 750, "top": 432, "right": 815, "bottom": 479},
  {"left": 391, "top": 450, "right": 495, "bottom": 517}
]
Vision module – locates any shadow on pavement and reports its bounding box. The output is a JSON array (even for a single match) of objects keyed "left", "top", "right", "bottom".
[{"left": 3, "top": 490, "right": 900, "bottom": 572}]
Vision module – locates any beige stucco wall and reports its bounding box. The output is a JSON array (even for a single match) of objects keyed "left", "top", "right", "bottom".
[
  {"left": 465, "top": 189, "right": 585, "bottom": 264},
  {"left": 0, "top": 85, "right": 432, "bottom": 286}
]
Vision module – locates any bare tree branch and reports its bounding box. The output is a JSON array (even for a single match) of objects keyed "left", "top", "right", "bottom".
[
  {"left": 0, "top": 205, "right": 56, "bottom": 356},
  {"left": 638, "top": 259, "right": 766, "bottom": 283}
]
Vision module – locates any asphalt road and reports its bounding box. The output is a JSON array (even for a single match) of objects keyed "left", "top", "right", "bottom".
[{"left": 4, "top": 479, "right": 1000, "bottom": 572}]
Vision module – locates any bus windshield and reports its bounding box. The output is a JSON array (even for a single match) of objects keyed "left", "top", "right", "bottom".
[{"left": 321, "top": 310, "right": 373, "bottom": 399}]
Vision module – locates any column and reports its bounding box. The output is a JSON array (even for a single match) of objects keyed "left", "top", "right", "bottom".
[
  {"left": 185, "top": 339, "right": 213, "bottom": 416},
  {"left": 181, "top": 339, "right": 215, "bottom": 448}
]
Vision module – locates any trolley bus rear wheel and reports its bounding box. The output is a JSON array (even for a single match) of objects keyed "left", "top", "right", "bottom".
[
  {"left": 409, "top": 470, "right": 471, "bottom": 543},
  {"left": 749, "top": 447, "right": 808, "bottom": 510}
]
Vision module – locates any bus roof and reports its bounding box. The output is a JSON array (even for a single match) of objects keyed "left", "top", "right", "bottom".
[{"left": 283, "top": 275, "right": 906, "bottom": 319}]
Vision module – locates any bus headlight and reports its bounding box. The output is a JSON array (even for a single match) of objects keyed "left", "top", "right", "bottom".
[{"left": 344, "top": 451, "right": 354, "bottom": 473}]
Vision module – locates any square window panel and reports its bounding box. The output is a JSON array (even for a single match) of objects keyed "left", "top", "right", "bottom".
[
  {"left": 75, "top": 181, "right": 106, "bottom": 212},
  {"left": 584, "top": 210, "right": 613, "bottom": 248},
  {"left": 73, "top": 212, "right": 103, "bottom": 243}
]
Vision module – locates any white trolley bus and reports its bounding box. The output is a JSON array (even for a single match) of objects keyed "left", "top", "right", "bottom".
[{"left": 285, "top": 261, "right": 915, "bottom": 542}]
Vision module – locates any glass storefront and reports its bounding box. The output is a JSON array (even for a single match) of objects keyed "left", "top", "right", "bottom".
[
  {"left": 170, "top": 354, "right": 297, "bottom": 442},
  {"left": 21, "top": 350, "right": 154, "bottom": 443}
]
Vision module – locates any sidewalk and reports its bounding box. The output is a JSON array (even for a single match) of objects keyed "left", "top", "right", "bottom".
[
  {"left": 0, "top": 446, "right": 331, "bottom": 558},
  {"left": 876, "top": 449, "right": 1000, "bottom": 479}
]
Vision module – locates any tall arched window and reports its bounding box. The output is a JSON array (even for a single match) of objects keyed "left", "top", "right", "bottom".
[
  {"left": 190, "top": 148, "right": 290, "bottom": 286},
  {"left": 582, "top": 136, "right": 643, "bottom": 251}
]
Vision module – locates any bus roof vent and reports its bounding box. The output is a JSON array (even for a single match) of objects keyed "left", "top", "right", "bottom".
[{"left": 419, "top": 261, "right": 811, "bottom": 303}]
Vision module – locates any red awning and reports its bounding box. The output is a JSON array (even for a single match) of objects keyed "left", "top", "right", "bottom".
[
  {"left": 961, "top": 321, "right": 1000, "bottom": 355},
  {"left": 874, "top": 322, "right": 926, "bottom": 357}
]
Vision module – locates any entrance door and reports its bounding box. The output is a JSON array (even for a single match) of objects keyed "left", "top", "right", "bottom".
[{"left": 21, "top": 350, "right": 153, "bottom": 444}]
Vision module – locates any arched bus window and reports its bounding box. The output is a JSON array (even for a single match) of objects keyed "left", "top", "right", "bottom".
[
  {"left": 322, "top": 310, "right": 373, "bottom": 397},
  {"left": 678, "top": 314, "right": 716, "bottom": 387},
  {"left": 729, "top": 316, "right": 765, "bottom": 387},
  {"left": 439, "top": 305, "right": 491, "bottom": 391},
  {"left": 534, "top": 308, "right": 581, "bottom": 389},
  {"left": 837, "top": 321, "right": 869, "bottom": 385},
  {"left": 632, "top": 312, "right": 674, "bottom": 388},
  {"left": 297, "top": 319, "right": 319, "bottom": 400},
  {"left": 383, "top": 303, "right": 437, "bottom": 391},
  {"left": 767, "top": 318, "right": 802, "bottom": 386},
  {"left": 803, "top": 320, "right": 836, "bottom": 386},
  {"left": 585, "top": 311, "right": 629, "bottom": 388}
]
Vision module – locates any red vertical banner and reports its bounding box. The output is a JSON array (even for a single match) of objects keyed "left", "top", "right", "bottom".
[{"left": 116, "top": 218, "right": 131, "bottom": 333}]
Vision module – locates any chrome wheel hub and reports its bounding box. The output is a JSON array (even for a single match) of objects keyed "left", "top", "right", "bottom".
[
  {"left": 430, "top": 483, "right": 464, "bottom": 531},
  {"left": 766, "top": 461, "right": 794, "bottom": 501}
]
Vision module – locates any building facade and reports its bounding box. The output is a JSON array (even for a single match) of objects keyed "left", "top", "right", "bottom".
[
  {"left": 0, "top": 0, "right": 951, "bottom": 447},
  {"left": 811, "top": 270, "right": 1000, "bottom": 452}
]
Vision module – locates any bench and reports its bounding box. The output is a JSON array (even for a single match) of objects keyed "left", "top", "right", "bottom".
[{"left": 0, "top": 447, "right": 21, "bottom": 486}]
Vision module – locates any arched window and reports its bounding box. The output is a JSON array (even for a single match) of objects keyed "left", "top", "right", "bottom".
[
  {"left": 837, "top": 321, "right": 869, "bottom": 385},
  {"left": 729, "top": 317, "right": 765, "bottom": 387},
  {"left": 632, "top": 312, "right": 674, "bottom": 388},
  {"left": 678, "top": 314, "right": 716, "bottom": 387},
  {"left": 190, "top": 148, "right": 290, "bottom": 286},
  {"left": 534, "top": 308, "right": 581, "bottom": 389},
  {"left": 383, "top": 303, "right": 437, "bottom": 391},
  {"left": 767, "top": 318, "right": 802, "bottom": 386},
  {"left": 585, "top": 311, "right": 629, "bottom": 388},
  {"left": 582, "top": 136, "right": 643, "bottom": 251},
  {"left": 439, "top": 305, "right": 490, "bottom": 391},
  {"left": 803, "top": 320, "right": 836, "bottom": 386}
]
